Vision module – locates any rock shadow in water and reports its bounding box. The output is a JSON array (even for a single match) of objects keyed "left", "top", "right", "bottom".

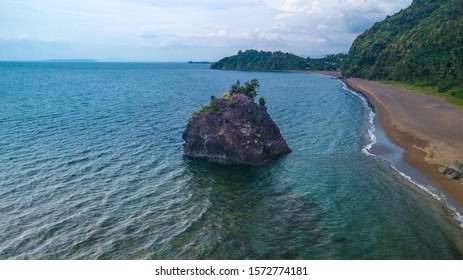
[{"left": 161, "top": 159, "right": 325, "bottom": 259}]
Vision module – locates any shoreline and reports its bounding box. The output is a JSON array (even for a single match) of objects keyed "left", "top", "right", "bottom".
[
  {"left": 314, "top": 71, "right": 342, "bottom": 78},
  {"left": 342, "top": 78, "right": 463, "bottom": 212}
]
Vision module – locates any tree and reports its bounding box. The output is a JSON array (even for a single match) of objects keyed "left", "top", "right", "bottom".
[{"left": 229, "top": 78, "right": 260, "bottom": 100}]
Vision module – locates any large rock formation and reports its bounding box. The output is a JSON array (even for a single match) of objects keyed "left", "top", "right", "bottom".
[{"left": 182, "top": 93, "right": 291, "bottom": 165}]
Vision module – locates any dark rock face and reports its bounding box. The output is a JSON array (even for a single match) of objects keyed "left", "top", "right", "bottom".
[
  {"left": 182, "top": 94, "right": 291, "bottom": 165},
  {"left": 440, "top": 160, "right": 463, "bottom": 180}
]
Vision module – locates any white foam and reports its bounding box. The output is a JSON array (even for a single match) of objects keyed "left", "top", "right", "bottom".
[
  {"left": 341, "top": 81, "right": 463, "bottom": 229},
  {"left": 341, "top": 82, "right": 377, "bottom": 156}
]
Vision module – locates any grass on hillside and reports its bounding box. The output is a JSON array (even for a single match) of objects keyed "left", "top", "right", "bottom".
[{"left": 380, "top": 80, "right": 463, "bottom": 111}]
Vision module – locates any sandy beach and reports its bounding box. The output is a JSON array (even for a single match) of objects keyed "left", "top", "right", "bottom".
[
  {"left": 343, "top": 78, "right": 463, "bottom": 208},
  {"left": 315, "top": 71, "right": 342, "bottom": 78}
]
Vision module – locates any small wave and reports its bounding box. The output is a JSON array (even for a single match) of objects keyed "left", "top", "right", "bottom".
[
  {"left": 341, "top": 83, "right": 377, "bottom": 156},
  {"left": 452, "top": 209, "right": 463, "bottom": 228},
  {"left": 341, "top": 81, "right": 463, "bottom": 229}
]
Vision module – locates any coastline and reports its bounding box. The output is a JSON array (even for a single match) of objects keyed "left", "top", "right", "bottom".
[
  {"left": 342, "top": 78, "right": 463, "bottom": 210},
  {"left": 314, "top": 71, "right": 342, "bottom": 78}
]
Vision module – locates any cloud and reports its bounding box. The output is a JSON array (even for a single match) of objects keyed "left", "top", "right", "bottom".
[
  {"left": 0, "top": 0, "right": 412, "bottom": 61},
  {"left": 280, "top": 0, "right": 308, "bottom": 13},
  {"left": 271, "top": 0, "right": 412, "bottom": 55},
  {"left": 136, "top": 0, "right": 265, "bottom": 9}
]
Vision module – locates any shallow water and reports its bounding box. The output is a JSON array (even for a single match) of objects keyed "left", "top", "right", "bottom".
[{"left": 0, "top": 62, "right": 462, "bottom": 259}]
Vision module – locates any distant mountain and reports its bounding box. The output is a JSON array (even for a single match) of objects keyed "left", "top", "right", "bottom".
[
  {"left": 343, "top": 0, "right": 463, "bottom": 98},
  {"left": 44, "top": 59, "right": 97, "bottom": 62},
  {"left": 211, "top": 49, "right": 346, "bottom": 72},
  {"left": 188, "top": 61, "right": 211, "bottom": 64}
]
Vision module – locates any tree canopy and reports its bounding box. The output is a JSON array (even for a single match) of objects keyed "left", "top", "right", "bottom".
[
  {"left": 343, "top": 0, "right": 463, "bottom": 99},
  {"left": 211, "top": 49, "right": 346, "bottom": 72},
  {"left": 229, "top": 79, "right": 260, "bottom": 99}
]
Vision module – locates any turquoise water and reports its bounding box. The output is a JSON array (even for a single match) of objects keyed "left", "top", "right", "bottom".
[{"left": 1, "top": 62, "right": 462, "bottom": 259}]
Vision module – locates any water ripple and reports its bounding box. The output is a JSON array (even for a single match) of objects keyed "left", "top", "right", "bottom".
[{"left": 1, "top": 63, "right": 462, "bottom": 259}]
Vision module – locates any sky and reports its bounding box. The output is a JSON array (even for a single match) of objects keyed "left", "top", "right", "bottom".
[{"left": 0, "top": 0, "right": 413, "bottom": 62}]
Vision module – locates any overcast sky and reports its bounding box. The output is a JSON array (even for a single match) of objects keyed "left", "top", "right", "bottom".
[{"left": 0, "top": 0, "right": 412, "bottom": 62}]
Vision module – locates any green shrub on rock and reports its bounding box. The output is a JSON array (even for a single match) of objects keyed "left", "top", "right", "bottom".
[{"left": 229, "top": 79, "right": 260, "bottom": 100}]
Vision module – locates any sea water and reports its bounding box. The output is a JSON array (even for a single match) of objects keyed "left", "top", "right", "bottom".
[{"left": 0, "top": 62, "right": 462, "bottom": 259}]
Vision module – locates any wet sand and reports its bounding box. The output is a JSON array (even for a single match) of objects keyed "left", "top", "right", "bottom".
[{"left": 343, "top": 78, "right": 463, "bottom": 208}]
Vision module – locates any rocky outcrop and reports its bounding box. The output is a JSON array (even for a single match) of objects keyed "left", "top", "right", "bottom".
[
  {"left": 439, "top": 160, "right": 463, "bottom": 180},
  {"left": 182, "top": 93, "right": 291, "bottom": 165}
]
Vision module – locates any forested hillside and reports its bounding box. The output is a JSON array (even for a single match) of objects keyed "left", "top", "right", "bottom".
[
  {"left": 211, "top": 50, "right": 305, "bottom": 71},
  {"left": 211, "top": 49, "right": 346, "bottom": 72},
  {"left": 343, "top": 0, "right": 463, "bottom": 98}
]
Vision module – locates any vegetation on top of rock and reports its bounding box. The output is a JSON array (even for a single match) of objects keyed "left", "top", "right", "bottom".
[
  {"left": 342, "top": 0, "right": 463, "bottom": 100},
  {"left": 211, "top": 49, "right": 346, "bottom": 71},
  {"left": 229, "top": 78, "right": 260, "bottom": 100},
  {"left": 193, "top": 79, "right": 265, "bottom": 116}
]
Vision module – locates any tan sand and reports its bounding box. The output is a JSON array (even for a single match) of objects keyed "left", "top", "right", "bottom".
[
  {"left": 343, "top": 78, "right": 463, "bottom": 207},
  {"left": 315, "top": 71, "right": 342, "bottom": 78}
]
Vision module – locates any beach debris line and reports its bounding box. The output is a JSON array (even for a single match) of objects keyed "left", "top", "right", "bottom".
[
  {"left": 182, "top": 79, "right": 291, "bottom": 165},
  {"left": 439, "top": 160, "right": 463, "bottom": 180}
]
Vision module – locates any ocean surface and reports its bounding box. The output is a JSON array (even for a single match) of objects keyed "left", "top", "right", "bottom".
[{"left": 1, "top": 62, "right": 463, "bottom": 259}]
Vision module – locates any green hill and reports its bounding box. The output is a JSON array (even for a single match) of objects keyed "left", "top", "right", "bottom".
[
  {"left": 211, "top": 49, "right": 346, "bottom": 72},
  {"left": 211, "top": 50, "right": 307, "bottom": 71},
  {"left": 343, "top": 0, "right": 463, "bottom": 99}
]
